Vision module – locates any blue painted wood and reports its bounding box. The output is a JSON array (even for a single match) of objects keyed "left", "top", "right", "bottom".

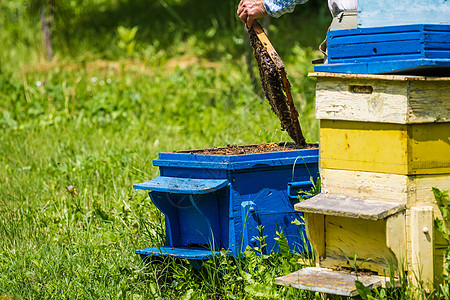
[
  {"left": 329, "top": 40, "right": 422, "bottom": 59},
  {"left": 315, "top": 24, "right": 450, "bottom": 74},
  {"left": 358, "top": 0, "right": 450, "bottom": 28},
  {"left": 133, "top": 145, "right": 320, "bottom": 263},
  {"left": 287, "top": 181, "right": 314, "bottom": 199},
  {"left": 153, "top": 148, "right": 319, "bottom": 171},
  {"left": 133, "top": 177, "right": 228, "bottom": 194},
  {"left": 315, "top": 59, "right": 450, "bottom": 74},
  {"left": 136, "top": 247, "right": 233, "bottom": 269},
  {"left": 136, "top": 247, "right": 224, "bottom": 260},
  {"left": 136, "top": 247, "right": 229, "bottom": 269}
]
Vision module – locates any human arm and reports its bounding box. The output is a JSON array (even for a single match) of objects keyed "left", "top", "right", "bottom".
[
  {"left": 237, "top": 0, "right": 309, "bottom": 27},
  {"left": 264, "top": 0, "right": 309, "bottom": 18},
  {"left": 237, "top": 0, "right": 268, "bottom": 27}
]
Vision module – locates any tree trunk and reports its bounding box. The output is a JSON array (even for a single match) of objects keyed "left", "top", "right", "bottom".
[{"left": 41, "top": 0, "right": 54, "bottom": 61}]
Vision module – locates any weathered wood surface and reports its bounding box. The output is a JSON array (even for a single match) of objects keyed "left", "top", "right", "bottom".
[
  {"left": 386, "top": 212, "right": 407, "bottom": 266},
  {"left": 320, "top": 169, "right": 450, "bottom": 207},
  {"left": 323, "top": 216, "right": 394, "bottom": 274},
  {"left": 358, "top": 0, "right": 450, "bottom": 28},
  {"left": 320, "top": 120, "right": 450, "bottom": 175},
  {"left": 304, "top": 213, "right": 325, "bottom": 266},
  {"left": 314, "top": 78, "right": 450, "bottom": 124},
  {"left": 320, "top": 168, "right": 450, "bottom": 286},
  {"left": 320, "top": 169, "right": 410, "bottom": 202},
  {"left": 408, "top": 81, "right": 450, "bottom": 124},
  {"left": 275, "top": 267, "right": 384, "bottom": 296},
  {"left": 410, "top": 207, "right": 434, "bottom": 291},
  {"left": 295, "top": 193, "right": 405, "bottom": 220}
]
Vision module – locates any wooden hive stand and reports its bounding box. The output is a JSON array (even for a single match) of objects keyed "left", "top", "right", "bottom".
[{"left": 276, "top": 72, "right": 450, "bottom": 296}]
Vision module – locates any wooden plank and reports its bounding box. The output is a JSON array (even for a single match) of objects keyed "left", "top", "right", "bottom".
[
  {"left": 320, "top": 169, "right": 411, "bottom": 203},
  {"left": 295, "top": 194, "right": 405, "bottom": 220},
  {"left": 358, "top": 1, "right": 450, "bottom": 27},
  {"left": 408, "top": 80, "right": 450, "bottom": 122},
  {"left": 411, "top": 175, "right": 450, "bottom": 207},
  {"left": 320, "top": 120, "right": 450, "bottom": 175},
  {"left": 135, "top": 246, "right": 224, "bottom": 260},
  {"left": 251, "top": 21, "right": 284, "bottom": 70},
  {"left": 333, "top": 32, "right": 421, "bottom": 45},
  {"left": 329, "top": 40, "right": 422, "bottom": 60},
  {"left": 412, "top": 176, "right": 450, "bottom": 284},
  {"left": 425, "top": 32, "right": 450, "bottom": 48},
  {"left": 407, "top": 81, "right": 450, "bottom": 123},
  {"left": 323, "top": 216, "right": 394, "bottom": 274},
  {"left": 320, "top": 169, "right": 450, "bottom": 207},
  {"left": 133, "top": 177, "right": 228, "bottom": 194},
  {"left": 315, "top": 78, "right": 409, "bottom": 123},
  {"left": 275, "top": 267, "right": 383, "bottom": 297},
  {"left": 386, "top": 211, "right": 407, "bottom": 267},
  {"left": 320, "top": 120, "right": 409, "bottom": 174},
  {"left": 325, "top": 25, "right": 450, "bottom": 66},
  {"left": 410, "top": 206, "right": 434, "bottom": 292},
  {"left": 321, "top": 257, "right": 390, "bottom": 276},
  {"left": 409, "top": 123, "right": 450, "bottom": 174},
  {"left": 315, "top": 78, "right": 450, "bottom": 124},
  {"left": 314, "top": 61, "right": 450, "bottom": 76},
  {"left": 304, "top": 213, "right": 325, "bottom": 266}
]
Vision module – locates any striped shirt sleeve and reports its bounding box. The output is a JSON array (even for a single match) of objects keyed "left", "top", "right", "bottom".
[{"left": 264, "top": 0, "right": 309, "bottom": 18}]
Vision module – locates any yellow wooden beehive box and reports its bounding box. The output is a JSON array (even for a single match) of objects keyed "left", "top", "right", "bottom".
[
  {"left": 277, "top": 73, "right": 450, "bottom": 294},
  {"left": 316, "top": 74, "right": 450, "bottom": 175}
]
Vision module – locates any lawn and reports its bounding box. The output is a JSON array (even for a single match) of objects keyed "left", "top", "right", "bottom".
[
  {"left": 1, "top": 1, "right": 448, "bottom": 299},
  {"left": 0, "top": 1, "right": 324, "bottom": 298}
]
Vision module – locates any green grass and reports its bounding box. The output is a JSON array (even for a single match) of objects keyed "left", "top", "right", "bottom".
[
  {"left": 1, "top": 1, "right": 321, "bottom": 294},
  {"left": 1, "top": 1, "right": 447, "bottom": 299},
  {"left": 0, "top": 47, "right": 323, "bottom": 297}
]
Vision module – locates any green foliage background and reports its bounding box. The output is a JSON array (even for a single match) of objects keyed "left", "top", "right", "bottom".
[{"left": 0, "top": 0, "right": 334, "bottom": 298}]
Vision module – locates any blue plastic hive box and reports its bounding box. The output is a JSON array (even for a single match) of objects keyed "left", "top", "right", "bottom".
[
  {"left": 133, "top": 144, "right": 319, "bottom": 266},
  {"left": 315, "top": 24, "right": 450, "bottom": 75}
]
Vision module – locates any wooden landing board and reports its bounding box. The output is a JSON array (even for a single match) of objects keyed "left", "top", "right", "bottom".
[
  {"left": 133, "top": 177, "right": 228, "bottom": 194},
  {"left": 313, "top": 75, "right": 450, "bottom": 124},
  {"left": 275, "top": 267, "right": 384, "bottom": 297},
  {"left": 294, "top": 193, "right": 405, "bottom": 220},
  {"left": 320, "top": 120, "right": 450, "bottom": 175}
]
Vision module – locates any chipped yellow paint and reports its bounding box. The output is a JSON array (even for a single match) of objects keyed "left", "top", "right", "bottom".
[
  {"left": 304, "top": 213, "right": 325, "bottom": 267},
  {"left": 323, "top": 215, "right": 393, "bottom": 274},
  {"left": 288, "top": 73, "right": 450, "bottom": 292},
  {"left": 319, "top": 169, "right": 450, "bottom": 286},
  {"left": 320, "top": 120, "right": 450, "bottom": 175}
]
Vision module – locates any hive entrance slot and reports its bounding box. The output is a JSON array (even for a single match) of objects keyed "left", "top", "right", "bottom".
[{"left": 348, "top": 84, "right": 373, "bottom": 94}]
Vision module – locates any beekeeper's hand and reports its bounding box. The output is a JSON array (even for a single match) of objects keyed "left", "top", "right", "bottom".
[{"left": 237, "top": 0, "right": 268, "bottom": 27}]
